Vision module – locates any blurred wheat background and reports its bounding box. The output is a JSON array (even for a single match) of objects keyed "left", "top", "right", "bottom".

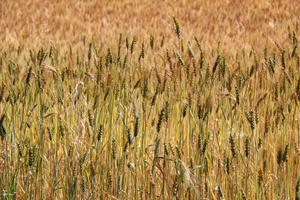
[{"left": 1, "top": 0, "right": 299, "bottom": 49}]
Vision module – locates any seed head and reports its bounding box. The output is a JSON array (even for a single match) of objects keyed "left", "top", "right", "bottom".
[{"left": 173, "top": 16, "right": 180, "bottom": 39}]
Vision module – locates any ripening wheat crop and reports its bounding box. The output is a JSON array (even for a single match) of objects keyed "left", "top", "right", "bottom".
[{"left": 1, "top": 0, "right": 300, "bottom": 199}]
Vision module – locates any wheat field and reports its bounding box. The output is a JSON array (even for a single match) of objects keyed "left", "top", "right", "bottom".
[{"left": 1, "top": 0, "right": 300, "bottom": 199}]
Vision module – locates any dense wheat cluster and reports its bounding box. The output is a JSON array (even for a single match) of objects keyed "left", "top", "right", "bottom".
[{"left": 1, "top": 0, "right": 300, "bottom": 199}]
